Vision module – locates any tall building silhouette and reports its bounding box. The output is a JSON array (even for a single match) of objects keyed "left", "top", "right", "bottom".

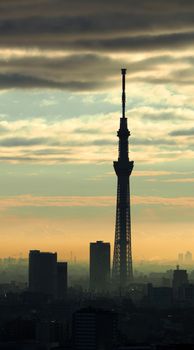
[
  {"left": 90, "top": 241, "right": 110, "bottom": 293},
  {"left": 57, "top": 262, "right": 68, "bottom": 299},
  {"left": 112, "top": 69, "right": 134, "bottom": 288},
  {"left": 29, "top": 250, "right": 57, "bottom": 298},
  {"left": 172, "top": 265, "right": 189, "bottom": 299},
  {"left": 29, "top": 250, "right": 68, "bottom": 299}
]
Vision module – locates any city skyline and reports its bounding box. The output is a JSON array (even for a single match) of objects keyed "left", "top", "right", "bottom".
[{"left": 0, "top": 1, "right": 194, "bottom": 261}]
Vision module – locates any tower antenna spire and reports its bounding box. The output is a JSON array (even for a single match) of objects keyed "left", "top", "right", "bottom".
[
  {"left": 121, "top": 68, "right": 126, "bottom": 118},
  {"left": 112, "top": 68, "right": 134, "bottom": 290}
]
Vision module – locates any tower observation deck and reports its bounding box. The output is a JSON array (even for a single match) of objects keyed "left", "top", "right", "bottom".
[{"left": 112, "top": 69, "right": 134, "bottom": 289}]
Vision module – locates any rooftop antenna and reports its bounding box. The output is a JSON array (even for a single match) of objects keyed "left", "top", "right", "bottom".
[{"left": 121, "top": 68, "right": 127, "bottom": 118}]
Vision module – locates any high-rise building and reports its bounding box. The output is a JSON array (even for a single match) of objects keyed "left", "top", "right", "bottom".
[
  {"left": 112, "top": 69, "right": 134, "bottom": 289},
  {"left": 178, "top": 253, "right": 184, "bottom": 264},
  {"left": 172, "top": 265, "right": 189, "bottom": 298},
  {"left": 29, "top": 250, "right": 68, "bottom": 299},
  {"left": 90, "top": 241, "right": 110, "bottom": 293},
  {"left": 29, "top": 250, "right": 57, "bottom": 298},
  {"left": 57, "top": 262, "right": 68, "bottom": 299},
  {"left": 185, "top": 251, "right": 192, "bottom": 264},
  {"left": 72, "top": 307, "right": 117, "bottom": 350}
]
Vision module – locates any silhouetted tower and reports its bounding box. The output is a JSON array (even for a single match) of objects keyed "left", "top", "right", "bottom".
[{"left": 112, "top": 69, "right": 134, "bottom": 288}]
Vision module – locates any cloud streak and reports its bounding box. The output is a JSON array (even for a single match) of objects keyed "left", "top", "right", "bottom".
[
  {"left": 0, "top": 53, "right": 194, "bottom": 90},
  {"left": 0, "top": 195, "right": 193, "bottom": 210},
  {"left": 170, "top": 128, "right": 194, "bottom": 136},
  {"left": 0, "top": 107, "right": 193, "bottom": 164}
]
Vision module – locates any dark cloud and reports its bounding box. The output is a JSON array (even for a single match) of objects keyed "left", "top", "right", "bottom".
[
  {"left": 0, "top": 0, "right": 188, "bottom": 18},
  {"left": 0, "top": 1, "right": 194, "bottom": 49},
  {"left": 0, "top": 125, "right": 8, "bottom": 133},
  {"left": 32, "top": 149, "right": 72, "bottom": 155},
  {"left": 0, "top": 136, "right": 72, "bottom": 147},
  {"left": 0, "top": 25, "right": 194, "bottom": 53},
  {"left": 169, "top": 128, "right": 194, "bottom": 136},
  {"left": 141, "top": 112, "right": 186, "bottom": 122},
  {"left": 0, "top": 73, "right": 114, "bottom": 91},
  {"left": 70, "top": 32, "right": 194, "bottom": 53},
  {"left": 0, "top": 54, "right": 144, "bottom": 90},
  {"left": 132, "top": 138, "right": 176, "bottom": 146},
  {"left": 0, "top": 53, "right": 193, "bottom": 90},
  {"left": 188, "top": 144, "right": 194, "bottom": 151},
  {"left": 0, "top": 156, "right": 78, "bottom": 163},
  {"left": 0, "top": 136, "right": 115, "bottom": 148},
  {"left": 0, "top": 0, "right": 194, "bottom": 28},
  {"left": 133, "top": 75, "right": 194, "bottom": 86},
  {"left": 93, "top": 139, "right": 116, "bottom": 146},
  {"left": 74, "top": 128, "right": 101, "bottom": 134},
  {"left": 63, "top": 139, "right": 116, "bottom": 147},
  {"left": 0, "top": 54, "right": 122, "bottom": 85},
  {"left": 0, "top": 0, "right": 194, "bottom": 90},
  {"left": 2, "top": 0, "right": 194, "bottom": 17},
  {"left": 0, "top": 137, "right": 48, "bottom": 147}
]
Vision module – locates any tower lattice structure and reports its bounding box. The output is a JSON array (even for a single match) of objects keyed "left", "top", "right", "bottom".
[{"left": 112, "top": 69, "right": 134, "bottom": 288}]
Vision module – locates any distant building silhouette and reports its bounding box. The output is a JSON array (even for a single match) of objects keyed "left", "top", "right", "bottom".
[
  {"left": 173, "top": 265, "right": 188, "bottom": 289},
  {"left": 172, "top": 265, "right": 189, "bottom": 299},
  {"left": 112, "top": 69, "right": 134, "bottom": 289},
  {"left": 147, "top": 283, "right": 173, "bottom": 308},
  {"left": 57, "top": 262, "right": 68, "bottom": 299},
  {"left": 72, "top": 307, "right": 117, "bottom": 350},
  {"left": 90, "top": 241, "right": 110, "bottom": 293},
  {"left": 185, "top": 251, "right": 192, "bottom": 264},
  {"left": 29, "top": 250, "right": 67, "bottom": 299},
  {"left": 178, "top": 253, "right": 184, "bottom": 264}
]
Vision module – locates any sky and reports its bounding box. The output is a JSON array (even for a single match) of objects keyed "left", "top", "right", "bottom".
[{"left": 0, "top": 0, "right": 194, "bottom": 262}]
